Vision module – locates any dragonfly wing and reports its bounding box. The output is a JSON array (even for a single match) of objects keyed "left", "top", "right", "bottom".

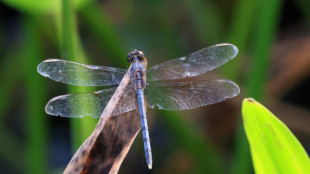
[
  {"left": 37, "top": 59, "right": 127, "bottom": 86},
  {"left": 145, "top": 80, "right": 240, "bottom": 110},
  {"left": 111, "top": 86, "right": 138, "bottom": 117},
  {"left": 146, "top": 43, "right": 238, "bottom": 81},
  {"left": 45, "top": 87, "right": 136, "bottom": 118}
]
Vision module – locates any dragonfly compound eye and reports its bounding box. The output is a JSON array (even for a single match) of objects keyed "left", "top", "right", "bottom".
[
  {"left": 127, "top": 49, "right": 137, "bottom": 63},
  {"left": 127, "top": 54, "right": 133, "bottom": 63},
  {"left": 137, "top": 51, "right": 145, "bottom": 61},
  {"left": 127, "top": 49, "right": 145, "bottom": 62}
]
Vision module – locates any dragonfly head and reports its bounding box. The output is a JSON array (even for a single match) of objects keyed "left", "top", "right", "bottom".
[{"left": 127, "top": 49, "right": 145, "bottom": 63}]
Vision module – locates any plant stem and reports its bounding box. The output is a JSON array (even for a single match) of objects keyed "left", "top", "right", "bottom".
[
  {"left": 23, "top": 16, "right": 48, "bottom": 174},
  {"left": 61, "top": 0, "right": 97, "bottom": 150}
]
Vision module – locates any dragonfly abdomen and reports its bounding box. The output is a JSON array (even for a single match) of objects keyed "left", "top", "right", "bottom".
[{"left": 137, "top": 88, "right": 152, "bottom": 169}]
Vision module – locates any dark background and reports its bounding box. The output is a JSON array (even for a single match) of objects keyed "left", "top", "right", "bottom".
[{"left": 0, "top": 0, "right": 310, "bottom": 173}]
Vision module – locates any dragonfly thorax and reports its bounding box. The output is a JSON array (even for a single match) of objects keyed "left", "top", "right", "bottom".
[{"left": 130, "top": 65, "right": 146, "bottom": 89}]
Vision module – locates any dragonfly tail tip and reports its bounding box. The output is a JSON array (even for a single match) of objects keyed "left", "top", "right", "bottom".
[
  {"left": 148, "top": 163, "right": 152, "bottom": 169},
  {"left": 147, "top": 159, "right": 152, "bottom": 169}
]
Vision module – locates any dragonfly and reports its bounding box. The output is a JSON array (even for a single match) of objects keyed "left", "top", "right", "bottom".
[{"left": 37, "top": 43, "right": 240, "bottom": 169}]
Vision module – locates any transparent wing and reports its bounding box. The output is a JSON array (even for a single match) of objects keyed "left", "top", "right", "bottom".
[
  {"left": 37, "top": 59, "right": 127, "bottom": 86},
  {"left": 146, "top": 43, "right": 238, "bottom": 81},
  {"left": 112, "top": 86, "right": 138, "bottom": 117},
  {"left": 145, "top": 79, "right": 240, "bottom": 110},
  {"left": 45, "top": 87, "right": 136, "bottom": 118}
]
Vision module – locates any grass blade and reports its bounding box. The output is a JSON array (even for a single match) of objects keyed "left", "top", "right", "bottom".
[
  {"left": 231, "top": 0, "right": 282, "bottom": 173},
  {"left": 79, "top": 2, "right": 127, "bottom": 67},
  {"left": 60, "top": 0, "right": 97, "bottom": 150},
  {"left": 23, "top": 17, "right": 48, "bottom": 174}
]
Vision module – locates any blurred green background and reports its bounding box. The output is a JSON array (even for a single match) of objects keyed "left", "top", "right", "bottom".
[{"left": 0, "top": 0, "right": 310, "bottom": 173}]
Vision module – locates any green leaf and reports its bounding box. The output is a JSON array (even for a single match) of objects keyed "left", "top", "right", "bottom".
[
  {"left": 2, "top": 0, "right": 93, "bottom": 14},
  {"left": 242, "top": 98, "right": 310, "bottom": 174}
]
